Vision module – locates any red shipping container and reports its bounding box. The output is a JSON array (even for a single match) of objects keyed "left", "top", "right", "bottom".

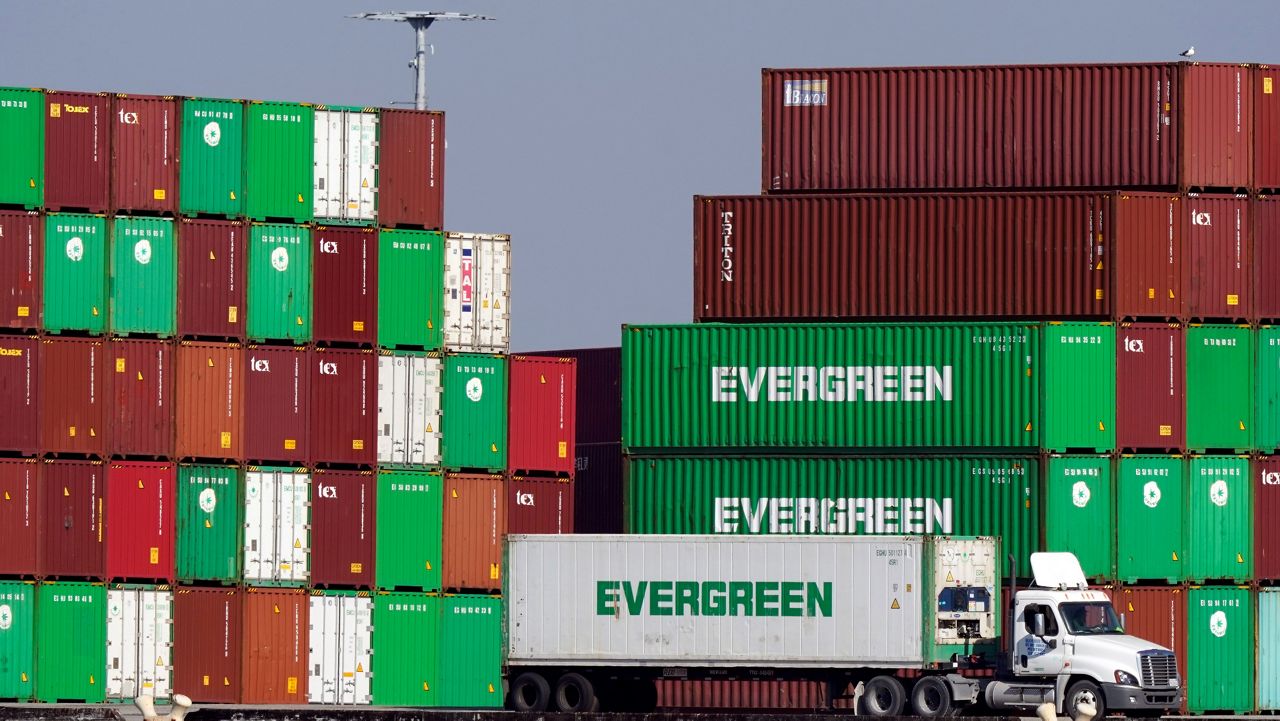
[
  {"left": 1183, "top": 194, "right": 1251, "bottom": 321},
  {"left": 38, "top": 459, "right": 104, "bottom": 579},
  {"left": 241, "top": 587, "right": 308, "bottom": 704},
  {"left": 243, "top": 345, "right": 309, "bottom": 463},
  {"left": 531, "top": 347, "right": 620, "bottom": 446},
  {"left": 110, "top": 94, "right": 177, "bottom": 214},
  {"left": 508, "top": 355, "right": 576, "bottom": 476},
  {"left": 442, "top": 473, "right": 506, "bottom": 591},
  {"left": 1257, "top": 457, "right": 1280, "bottom": 580},
  {"left": 174, "top": 586, "right": 242, "bottom": 703},
  {"left": 39, "top": 337, "right": 105, "bottom": 456},
  {"left": 44, "top": 91, "right": 111, "bottom": 212},
  {"left": 1114, "top": 585, "right": 1189, "bottom": 712},
  {"left": 175, "top": 341, "right": 243, "bottom": 460},
  {"left": 313, "top": 226, "right": 377, "bottom": 345},
  {"left": 0, "top": 211, "right": 41, "bottom": 330},
  {"left": 0, "top": 335, "right": 39, "bottom": 455},
  {"left": 379, "top": 109, "right": 444, "bottom": 229},
  {"left": 105, "top": 461, "right": 174, "bottom": 581},
  {"left": 178, "top": 218, "right": 245, "bottom": 339},
  {"left": 311, "top": 469, "right": 375, "bottom": 588},
  {"left": 310, "top": 348, "right": 375, "bottom": 466},
  {"left": 1114, "top": 194, "right": 1182, "bottom": 321},
  {"left": 658, "top": 680, "right": 826, "bottom": 710},
  {"left": 0, "top": 459, "right": 39, "bottom": 576},
  {"left": 575, "top": 442, "right": 623, "bottom": 535},
  {"left": 1256, "top": 197, "right": 1280, "bottom": 321},
  {"left": 106, "top": 339, "right": 175, "bottom": 457},
  {"left": 1257, "top": 65, "right": 1280, "bottom": 191},
  {"left": 1115, "top": 323, "right": 1186, "bottom": 451},
  {"left": 1181, "top": 64, "right": 1253, "bottom": 191},
  {"left": 507, "top": 476, "right": 574, "bottom": 534}
]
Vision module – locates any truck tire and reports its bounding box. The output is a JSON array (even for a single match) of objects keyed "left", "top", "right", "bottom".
[
  {"left": 909, "top": 676, "right": 953, "bottom": 717},
  {"left": 509, "top": 672, "right": 551, "bottom": 712},
  {"left": 554, "top": 672, "right": 599, "bottom": 712},
  {"left": 859, "top": 675, "right": 906, "bottom": 716},
  {"left": 1065, "top": 679, "right": 1106, "bottom": 720}
]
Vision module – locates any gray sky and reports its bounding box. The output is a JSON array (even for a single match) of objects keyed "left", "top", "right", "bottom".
[{"left": 4, "top": 1, "right": 1276, "bottom": 350}]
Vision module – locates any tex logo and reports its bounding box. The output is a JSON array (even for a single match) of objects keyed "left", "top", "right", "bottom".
[
  {"left": 515, "top": 491, "right": 534, "bottom": 507},
  {"left": 250, "top": 357, "right": 271, "bottom": 373},
  {"left": 320, "top": 239, "right": 339, "bottom": 254},
  {"left": 1123, "top": 336, "right": 1144, "bottom": 353},
  {"left": 1262, "top": 470, "right": 1280, "bottom": 486},
  {"left": 466, "top": 377, "right": 484, "bottom": 402},
  {"left": 316, "top": 483, "right": 337, "bottom": 500},
  {"left": 319, "top": 361, "right": 338, "bottom": 376},
  {"left": 1210, "top": 610, "right": 1228, "bottom": 638},
  {"left": 1071, "top": 481, "right": 1091, "bottom": 508},
  {"left": 1143, "top": 481, "right": 1162, "bottom": 509},
  {"left": 1191, "top": 210, "right": 1212, "bottom": 227}
]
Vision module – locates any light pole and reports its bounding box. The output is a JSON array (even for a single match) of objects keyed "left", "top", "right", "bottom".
[{"left": 349, "top": 11, "right": 495, "bottom": 110}]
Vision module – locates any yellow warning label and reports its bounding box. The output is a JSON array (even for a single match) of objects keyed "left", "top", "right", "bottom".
[
  {"left": 64, "top": 487, "right": 70, "bottom": 497},
  {"left": 274, "top": 604, "right": 281, "bottom": 614},
  {"left": 203, "top": 675, "right": 210, "bottom": 686},
  {"left": 1128, "top": 602, "right": 1135, "bottom": 612},
  {"left": 427, "top": 319, "right": 433, "bottom": 329},
  {"left": 451, "top": 489, "right": 458, "bottom": 498},
  {"left": 89, "top": 427, "right": 96, "bottom": 437},
  {"left": 1025, "top": 422, "right": 1033, "bottom": 432},
  {"left": 89, "top": 675, "right": 95, "bottom": 685},
  {"left": 150, "top": 547, "right": 159, "bottom": 564},
  {"left": 356, "top": 663, "right": 364, "bottom": 673},
  {"left": 1172, "top": 551, "right": 1179, "bottom": 561},
  {"left": 284, "top": 439, "right": 296, "bottom": 450},
  {"left": 493, "top": 300, "right": 501, "bottom": 309},
  {"left": 1240, "top": 420, "right": 1247, "bottom": 430},
  {"left": 223, "top": 676, "right": 230, "bottom": 686},
  {"left": 288, "top": 676, "right": 298, "bottom": 694},
  {"left": 154, "top": 189, "right": 166, "bottom": 200},
  {"left": 423, "top": 682, "right": 430, "bottom": 691},
  {"left": 489, "top": 683, "right": 495, "bottom": 693},
  {"left": 207, "top": 357, "right": 214, "bottom": 367},
  {"left": 539, "top": 374, "right": 547, "bottom": 384},
  {"left": 558, "top": 441, "right": 568, "bottom": 458},
  {"left": 3, "top": 492, "right": 9, "bottom": 501},
  {"left": 353, "top": 320, "right": 365, "bottom": 332},
  {"left": 490, "top": 563, "right": 500, "bottom": 580},
  {"left": 1169, "top": 289, "right": 1175, "bottom": 299},
  {"left": 1160, "top": 425, "right": 1172, "bottom": 436},
  {"left": 229, "top": 191, "right": 236, "bottom": 200},
  {"left": 228, "top": 306, "right": 238, "bottom": 323},
  {"left": 294, "top": 538, "right": 302, "bottom": 548},
  {"left": 351, "top": 562, "right": 363, "bottom": 573},
  {"left": 890, "top": 598, "right": 900, "bottom": 610},
  {"left": 425, "top": 561, "right": 432, "bottom": 570},
  {"left": 491, "top": 443, "right": 498, "bottom": 453},
  {"left": 209, "top": 250, "right": 216, "bottom": 260},
  {"left": 144, "top": 681, "right": 153, "bottom": 689},
  {"left": 1227, "top": 294, "right": 1239, "bottom": 306},
  {"left": 348, "top": 201, "right": 358, "bottom": 209},
  {"left": 1098, "top": 421, "right": 1105, "bottom": 431},
  {"left": 68, "top": 425, "right": 77, "bottom": 437},
  {"left": 138, "top": 479, "right": 144, "bottom": 489},
  {"left": 1238, "top": 553, "right": 1245, "bottom": 563},
  {"left": 205, "top": 519, "right": 212, "bottom": 528},
  {"left": 17, "top": 306, "right": 28, "bottom": 317},
  {"left": 49, "top": 104, "right": 60, "bottom": 118},
  {"left": 945, "top": 571, "right": 954, "bottom": 582},
  {"left": 362, "top": 179, "right": 369, "bottom": 188},
  {"left": 1266, "top": 77, "right": 1275, "bottom": 94},
  {"left": 136, "top": 371, "right": 143, "bottom": 381},
  {"left": 1095, "top": 261, "right": 1103, "bottom": 270},
  {"left": 353, "top": 439, "right": 364, "bottom": 450},
  {"left": 343, "top": 671, "right": 354, "bottom": 678},
  {"left": 1148, "top": 288, "right": 1155, "bottom": 299},
  {"left": 1095, "top": 289, "right": 1104, "bottom": 300},
  {"left": 296, "top": 315, "right": 303, "bottom": 326},
  {"left": 425, "top": 423, "right": 434, "bottom": 433},
  {"left": 220, "top": 431, "right": 231, "bottom": 449},
  {"left": 297, "top": 194, "right": 304, "bottom": 203},
  {"left": 21, "top": 672, "right": 26, "bottom": 682},
  {"left": 483, "top": 299, "right": 490, "bottom": 309}
]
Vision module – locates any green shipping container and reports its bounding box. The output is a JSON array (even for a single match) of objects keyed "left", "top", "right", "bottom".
[
  {"left": 110, "top": 216, "right": 175, "bottom": 336},
  {"left": 247, "top": 223, "right": 311, "bottom": 342},
  {"left": 0, "top": 88, "right": 44, "bottom": 208},
  {"left": 1258, "top": 326, "right": 1280, "bottom": 453},
  {"left": 1044, "top": 455, "right": 1114, "bottom": 580},
  {"left": 623, "top": 323, "right": 1040, "bottom": 452},
  {"left": 1186, "top": 324, "right": 1253, "bottom": 451},
  {"left": 1041, "top": 323, "right": 1115, "bottom": 452},
  {"left": 1187, "top": 586, "right": 1254, "bottom": 714},
  {"left": 43, "top": 213, "right": 106, "bottom": 334},
  {"left": 442, "top": 354, "right": 508, "bottom": 471},
  {"left": 35, "top": 582, "right": 105, "bottom": 703},
  {"left": 1116, "top": 455, "right": 1184, "bottom": 583},
  {"left": 179, "top": 98, "right": 244, "bottom": 217},
  {"left": 375, "top": 469, "right": 442, "bottom": 591},
  {"left": 625, "top": 455, "right": 1041, "bottom": 576},
  {"left": 0, "top": 581, "right": 34, "bottom": 700},
  {"left": 175, "top": 465, "right": 242, "bottom": 583},
  {"left": 438, "top": 594, "right": 502, "bottom": 708},
  {"left": 372, "top": 592, "right": 439, "bottom": 706},
  {"left": 245, "top": 101, "right": 313, "bottom": 222},
  {"left": 377, "top": 229, "right": 443, "bottom": 349},
  {"left": 1187, "top": 455, "right": 1252, "bottom": 582}
]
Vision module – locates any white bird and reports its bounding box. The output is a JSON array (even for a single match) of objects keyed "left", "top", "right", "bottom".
[{"left": 1180, "top": 46, "right": 1195, "bottom": 58}]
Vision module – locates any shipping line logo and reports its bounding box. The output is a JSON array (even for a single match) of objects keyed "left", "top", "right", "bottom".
[
  {"left": 718, "top": 211, "right": 734, "bottom": 282},
  {"left": 1263, "top": 470, "right": 1280, "bottom": 486},
  {"left": 714, "top": 496, "right": 953, "bottom": 534},
  {"left": 711, "top": 365, "right": 953, "bottom": 403},
  {"left": 1123, "top": 337, "right": 1145, "bottom": 353},
  {"left": 597, "top": 580, "right": 833, "bottom": 618},
  {"left": 783, "top": 79, "right": 829, "bottom": 107}
]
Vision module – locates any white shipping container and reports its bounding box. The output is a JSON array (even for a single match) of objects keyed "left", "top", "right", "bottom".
[
  {"left": 308, "top": 593, "right": 373, "bottom": 704},
  {"left": 443, "top": 232, "right": 511, "bottom": 353},
  {"left": 314, "top": 109, "right": 378, "bottom": 223},
  {"left": 506, "top": 535, "right": 924, "bottom": 667},
  {"left": 376, "top": 351, "right": 442, "bottom": 465},
  {"left": 106, "top": 587, "right": 173, "bottom": 701},
  {"left": 244, "top": 468, "right": 310, "bottom": 583}
]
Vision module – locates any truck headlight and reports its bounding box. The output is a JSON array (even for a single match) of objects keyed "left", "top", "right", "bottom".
[{"left": 1114, "top": 670, "right": 1139, "bottom": 686}]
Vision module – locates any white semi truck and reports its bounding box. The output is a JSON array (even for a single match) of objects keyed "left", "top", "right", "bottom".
[{"left": 503, "top": 535, "right": 1182, "bottom": 717}]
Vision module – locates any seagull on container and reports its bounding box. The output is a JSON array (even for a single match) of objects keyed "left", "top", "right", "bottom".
[{"left": 1180, "top": 46, "right": 1195, "bottom": 58}]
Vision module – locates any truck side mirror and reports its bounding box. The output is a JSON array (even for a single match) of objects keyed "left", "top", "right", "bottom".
[{"left": 1032, "top": 612, "right": 1047, "bottom": 638}]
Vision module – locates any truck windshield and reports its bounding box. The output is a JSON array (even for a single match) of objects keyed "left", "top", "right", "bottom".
[{"left": 1059, "top": 602, "right": 1124, "bottom": 635}]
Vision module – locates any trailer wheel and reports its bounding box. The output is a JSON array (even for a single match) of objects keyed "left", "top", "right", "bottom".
[
  {"left": 554, "top": 672, "right": 599, "bottom": 712},
  {"left": 1065, "top": 680, "right": 1105, "bottom": 720},
  {"left": 509, "top": 672, "right": 551, "bottom": 712},
  {"left": 909, "top": 676, "right": 953, "bottom": 717},
  {"left": 859, "top": 675, "right": 906, "bottom": 716}
]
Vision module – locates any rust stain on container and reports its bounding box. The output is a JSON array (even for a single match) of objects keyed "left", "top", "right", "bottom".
[
  {"left": 39, "top": 337, "right": 105, "bottom": 456},
  {"left": 442, "top": 473, "right": 506, "bottom": 592},
  {"left": 38, "top": 459, "right": 104, "bottom": 579},
  {"left": 313, "top": 226, "right": 377, "bottom": 345},
  {"left": 178, "top": 219, "right": 245, "bottom": 340},
  {"left": 175, "top": 341, "right": 243, "bottom": 460},
  {"left": 110, "top": 94, "right": 177, "bottom": 215},
  {"left": 0, "top": 211, "right": 42, "bottom": 330},
  {"left": 1114, "top": 194, "right": 1182, "bottom": 321},
  {"left": 507, "top": 476, "right": 574, "bottom": 535},
  {"left": 0, "top": 459, "right": 39, "bottom": 576},
  {"left": 0, "top": 334, "right": 39, "bottom": 455},
  {"left": 507, "top": 356, "right": 576, "bottom": 476},
  {"left": 44, "top": 91, "right": 110, "bottom": 212},
  {"left": 174, "top": 586, "right": 242, "bottom": 703},
  {"left": 311, "top": 469, "right": 375, "bottom": 588},
  {"left": 1256, "top": 197, "right": 1280, "bottom": 321},
  {"left": 1257, "top": 457, "right": 1280, "bottom": 580},
  {"left": 1116, "top": 323, "right": 1186, "bottom": 451},
  {"left": 105, "top": 461, "right": 174, "bottom": 581},
  {"left": 240, "top": 587, "right": 307, "bottom": 704},
  {"left": 243, "top": 345, "right": 309, "bottom": 463},
  {"left": 378, "top": 109, "right": 444, "bottom": 229},
  {"left": 107, "top": 338, "right": 174, "bottom": 458},
  {"left": 1183, "top": 194, "right": 1251, "bottom": 321},
  {"left": 310, "top": 348, "right": 375, "bottom": 466}
]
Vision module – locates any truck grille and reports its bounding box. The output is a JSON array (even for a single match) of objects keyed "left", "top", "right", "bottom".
[{"left": 1140, "top": 651, "right": 1178, "bottom": 688}]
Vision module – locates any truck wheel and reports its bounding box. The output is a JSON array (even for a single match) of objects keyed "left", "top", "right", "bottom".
[
  {"left": 509, "top": 672, "right": 551, "bottom": 712},
  {"left": 909, "top": 676, "right": 953, "bottom": 717},
  {"left": 554, "top": 672, "right": 598, "bottom": 712},
  {"left": 1065, "top": 680, "right": 1106, "bottom": 720},
  {"left": 859, "top": 675, "right": 906, "bottom": 716}
]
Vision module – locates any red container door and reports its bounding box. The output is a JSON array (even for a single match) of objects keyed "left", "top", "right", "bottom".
[
  {"left": 0, "top": 335, "right": 39, "bottom": 455},
  {"left": 442, "top": 473, "right": 506, "bottom": 592},
  {"left": 1182, "top": 64, "right": 1253, "bottom": 191},
  {"left": 1183, "top": 194, "right": 1251, "bottom": 321},
  {"left": 175, "top": 342, "right": 244, "bottom": 460},
  {"left": 310, "top": 348, "right": 375, "bottom": 466},
  {"left": 311, "top": 470, "right": 375, "bottom": 587},
  {"left": 0, "top": 211, "right": 41, "bottom": 330},
  {"left": 241, "top": 588, "right": 308, "bottom": 704},
  {"left": 1257, "top": 457, "right": 1280, "bottom": 580},
  {"left": 44, "top": 91, "right": 110, "bottom": 212},
  {"left": 105, "top": 461, "right": 174, "bottom": 581},
  {"left": 1114, "top": 194, "right": 1182, "bottom": 320},
  {"left": 508, "top": 356, "right": 576, "bottom": 476},
  {"left": 378, "top": 110, "right": 444, "bottom": 229},
  {"left": 38, "top": 459, "right": 104, "bottom": 579},
  {"left": 178, "top": 219, "right": 245, "bottom": 340},
  {"left": 1257, "top": 197, "right": 1280, "bottom": 321},
  {"left": 243, "top": 345, "right": 309, "bottom": 463},
  {"left": 0, "top": 459, "right": 39, "bottom": 576},
  {"left": 313, "top": 226, "right": 377, "bottom": 345},
  {"left": 110, "top": 94, "right": 178, "bottom": 214},
  {"left": 1115, "top": 586, "right": 1188, "bottom": 712},
  {"left": 1257, "top": 66, "right": 1280, "bottom": 191},
  {"left": 1115, "top": 323, "right": 1186, "bottom": 451},
  {"left": 107, "top": 339, "right": 175, "bottom": 457},
  {"left": 174, "top": 587, "right": 242, "bottom": 703},
  {"left": 39, "top": 337, "right": 105, "bottom": 456},
  {"left": 507, "top": 476, "right": 574, "bottom": 534}
]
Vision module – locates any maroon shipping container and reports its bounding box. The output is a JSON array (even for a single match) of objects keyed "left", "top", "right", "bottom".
[
  {"left": 240, "top": 587, "right": 308, "bottom": 704},
  {"left": 1182, "top": 64, "right": 1253, "bottom": 190},
  {"left": 1114, "top": 194, "right": 1182, "bottom": 321},
  {"left": 175, "top": 341, "right": 243, "bottom": 460},
  {"left": 311, "top": 469, "right": 375, "bottom": 588},
  {"left": 575, "top": 443, "right": 623, "bottom": 534},
  {"left": 1114, "top": 585, "right": 1189, "bottom": 712},
  {"left": 106, "top": 338, "right": 175, "bottom": 458},
  {"left": 507, "top": 476, "right": 574, "bottom": 534},
  {"left": 0, "top": 459, "right": 39, "bottom": 576},
  {"left": 657, "top": 680, "right": 827, "bottom": 710},
  {"left": 1256, "top": 197, "right": 1280, "bottom": 321},
  {"left": 110, "top": 94, "right": 177, "bottom": 214},
  {"left": 0, "top": 211, "right": 41, "bottom": 330},
  {"left": 442, "top": 473, "right": 506, "bottom": 591},
  {"left": 1115, "top": 323, "right": 1186, "bottom": 451},
  {"left": 1257, "top": 457, "right": 1280, "bottom": 580},
  {"left": 105, "top": 461, "right": 174, "bottom": 581},
  {"left": 174, "top": 586, "right": 242, "bottom": 703},
  {"left": 312, "top": 226, "right": 377, "bottom": 345},
  {"left": 39, "top": 337, "right": 105, "bottom": 456},
  {"left": 44, "top": 91, "right": 111, "bottom": 212},
  {"left": 507, "top": 356, "right": 576, "bottom": 476},
  {"left": 243, "top": 345, "right": 309, "bottom": 463},
  {"left": 1257, "top": 66, "right": 1280, "bottom": 190},
  {"left": 1183, "top": 194, "right": 1251, "bottom": 321},
  {"left": 38, "top": 459, "right": 104, "bottom": 579},
  {"left": 0, "top": 335, "right": 39, "bottom": 455},
  {"left": 177, "top": 218, "right": 245, "bottom": 340},
  {"left": 310, "top": 348, "right": 375, "bottom": 466},
  {"left": 378, "top": 109, "right": 444, "bottom": 229},
  {"left": 531, "top": 347, "right": 620, "bottom": 445}
]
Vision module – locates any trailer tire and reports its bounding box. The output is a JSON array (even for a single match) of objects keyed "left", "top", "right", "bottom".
[
  {"left": 859, "top": 675, "right": 906, "bottom": 716},
  {"left": 910, "top": 676, "right": 953, "bottom": 717},
  {"left": 509, "top": 672, "right": 551, "bottom": 712},
  {"left": 554, "top": 672, "right": 598, "bottom": 712},
  {"left": 1065, "top": 679, "right": 1106, "bottom": 720}
]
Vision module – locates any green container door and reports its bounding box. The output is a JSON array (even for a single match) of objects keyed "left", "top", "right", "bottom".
[
  {"left": 1116, "top": 455, "right": 1184, "bottom": 583},
  {"left": 1258, "top": 326, "right": 1280, "bottom": 452},
  {"left": 375, "top": 470, "right": 442, "bottom": 591},
  {"left": 245, "top": 101, "right": 313, "bottom": 222},
  {"left": 1186, "top": 324, "right": 1253, "bottom": 451},
  {"left": 35, "top": 583, "right": 105, "bottom": 703},
  {"left": 438, "top": 595, "right": 502, "bottom": 708},
  {"left": 176, "top": 465, "right": 242, "bottom": 582},
  {"left": 378, "top": 229, "right": 443, "bottom": 349},
  {"left": 1187, "top": 455, "right": 1252, "bottom": 582},
  {"left": 0, "top": 88, "right": 44, "bottom": 208},
  {"left": 110, "top": 217, "right": 175, "bottom": 336},
  {"left": 372, "top": 593, "right": 439, "bottom": 706},
  {"left": 442, "top": 354, "right": 508, "bottom": 471},
  {"left": 248, "top": 224, "right": 311, "bottom": 342},
  {"left": 179, "top": 98, "right": 244, "bottom": 217},
  {"left": 1041, "top": 323, "right": 1116, "bottom": 452},
  {"left": 43, "top": 213, "right": 106, "bottom": 334},
  {"left": 1044, "top": 455, "right": 1114, "bottom": 580},
  {"left": 1187, "top": 586, "right": 1254, "bottom": 714},
  {"left": 0, "top": 582, "right": 34, "bottom": 700}
]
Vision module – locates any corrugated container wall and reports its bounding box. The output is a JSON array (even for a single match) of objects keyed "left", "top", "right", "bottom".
[
  {"left": 1185, "top": 324, "right": 1253, "bottom": 451},
  {"left": 110, "top": 94, "right": 177, "bottom": 214},
  {"left": 377, "top": 229, "right": 443, "bottom": 349},
  {"left": 311, "top": 470, "right": 375, "bottom": 588},
  {"left": 656, "top": 680, "right": 829, "bottom": 710},
  {"left": 38, "top": 460, "right": 104, "bottom": 579},
  {"left": 0, "top": 580, "right": 34, "bottom": 700},
  {"left": 0, "top": 460, "right": 39, "bottom": 576},
  {"left": 378, "top": 109, "right": 444, "bottom": 230},
  {"left": 438, "top": 594, "right": 503, "bottom": 708},
  {"left": 110, "top": 216, "right": 176, "bottom": 336},
  {"left": 376, "top": 351, "right": 442, "bottom": 466},
  {"left": 34, "top": 582, "right": 105, "bottom": 703},
  {"left": 1181, "top": 64, "right": 1253, "bottom": 189},
  {"left": 0, "top": 335, "right": 39, "bottom": 455},
  {"left": 531, "top": 347, "right": 620, "bottom": 445},
  {"left": 307, "top": 591, "right": 372, "bottom": 705},
  {"left": 1261, "top": 589, "right": 1280, "bottom": 710},
  {"left": 442, "top": 353, "right": 508, "bottom": 471},
  {"left": 1043, "top": 455, "right": 1113, "bottom": 579},
  {"left": 1187, "top": 586, "right": 1254, "bottom": 714},
  {"left": 44, "top": 91, "right": 109, "bottom": 212},
  {"left": 175, "top": 342, "right": 243, "bottom": 460},
  {"left": 43, "top": 212, "right": 106, "bottom": 334},
  {"left": 1261, "top": 193, "right": 1280, "bottom": 322},
  {"left": 177, "top": 219, "right": 244, "bottom": 340},
  {"left": 1114, "top": 193, "right": 1181, "bottom": 321},
  {"left": 442, "top": 473, "right": 506, "bottom": 592},
  {"left": 1041, "top": 323, "right": 1114, "bottom": 452},
  {"left": 1258, "top": 326, "right": 1280, "bottom": 452},
  {"left": 313, "top": 108, "right": 377, "bottom": 224},
  {"left": 247, "top": 223, "right": 311, "bottom": 343},
  {"left": 175, "top": 465, "right": 241, "bottom": 583},
  {"left": 370, "top": 592, "right": 438, "bottom": 706},
  {"left": 241, "top": 587, "right": 308, "bottom": 704},
  {"left": 39, "top": 337, "right": 104, "bottom": 456},
  {"left": 1114, "top": 586, "right": 1188, "bottom": 711},
  {"left": 508, "top": 356, "right": 576, "bottom": 476},
  {"left": 1115, "top": 323, "right": 1185, "bottom": 451},
  {"left": 107, "top": 339, "right": 175, "bottom": 458},
  {"left": 0, "top": 88, "right": 44, "bottom": 208},
  {"left": 572, "top": 443, "right": 623, "bottom": 534},
  {"left": 311, "top": 348, "right": 375, "bottom": 466},
  {"left": 1257, "top": 66, "right": 1280, "bottom": 191},
  {"left": 507, "top": 476, "right": 574, "bottom": 534},
  {"left": 0, "top": 211, "right": 41, "bottom": 330},
  {"left": 1183, "top": 194, "right": 1251, "bottom": 321},
  {"left": 243, "top": 467, "right": 309, "bottom": 585},
  {"left": 105, "top": 461, "right": 175, "bottom": 582},
  {"left": 1116, "top": 455, "right": 1185, "bottom": 582},
  {"left": 313, "top": 226, "right": 377, "bottom": 345},
  {"left": 1187, "top": 455, "right": 1253, "bottom": 582},
  {"left": 173, "top": 586, "right": 242, "bottom": 703},
  {"left": 245, "top": 101, "right": 313, "bottom": 223},
  {"left": 375, "top": 469, "right": 442, "bottom": 591},
  {"left": 105, "top": 586, "right": 172, "bottom": 701},
  {"left": 443, "top": 232, "right": 511, "bottom": 353},
  {"left": 1258, "top": 456, "right": 1280, "bottom": 580},
  {"left": 179, "top": 98, "right": 243, "bottom": 217},
  {"left": 243, "top": 345, "right": 309, "bottom": 463}
]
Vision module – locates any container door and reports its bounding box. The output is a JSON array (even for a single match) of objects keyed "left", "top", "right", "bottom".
[
  {"left": 307, "top": 594, "right": 338, "bottom": 703},
  {"left": 313, "top": 110, "right": 337, "bottom": 220},
  {"left": 280, "top": 471, "right": 310, "bottom": 583},
  {"left": 243, "top": 470, "right": 269, "bottom": 582},
  {"left": 1116, "top": 456, "right": 1185, "bottom": 583},
  {"left": 1187, "top": 456, "right": 1252, "bottom": 582},
  {"left": 1188, "top": 586, "right": 1254, "bottom": 714},
  {"left": 444, "top": 234, "right": 510, "bottom": 353},
  {"left": 477, "top": 236, "right": 510, "bottom": 353},
  {"left": 377, "top": 353, "right": 441, "bottom": 465},
  {"left": 1261, "top": 589, "right": 1280, "bottom": 711},
  {"left": 107, "top": 588, "right": 173, "bottom": 701},
  {"left": 0, "top": 582, "right": 34, "bottom": 700},
  {"left": 1258, "top": 327, "right": 1280, "bottom": 453},
  {"left": 354, "top": 113, "right": 377, "bottom": 223},
  {"left": 307, "top": 594, "right": 371, "bottom": 704},
  {"left": 1045, "top": 456, "right": 1115, "bottom": 580}
]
